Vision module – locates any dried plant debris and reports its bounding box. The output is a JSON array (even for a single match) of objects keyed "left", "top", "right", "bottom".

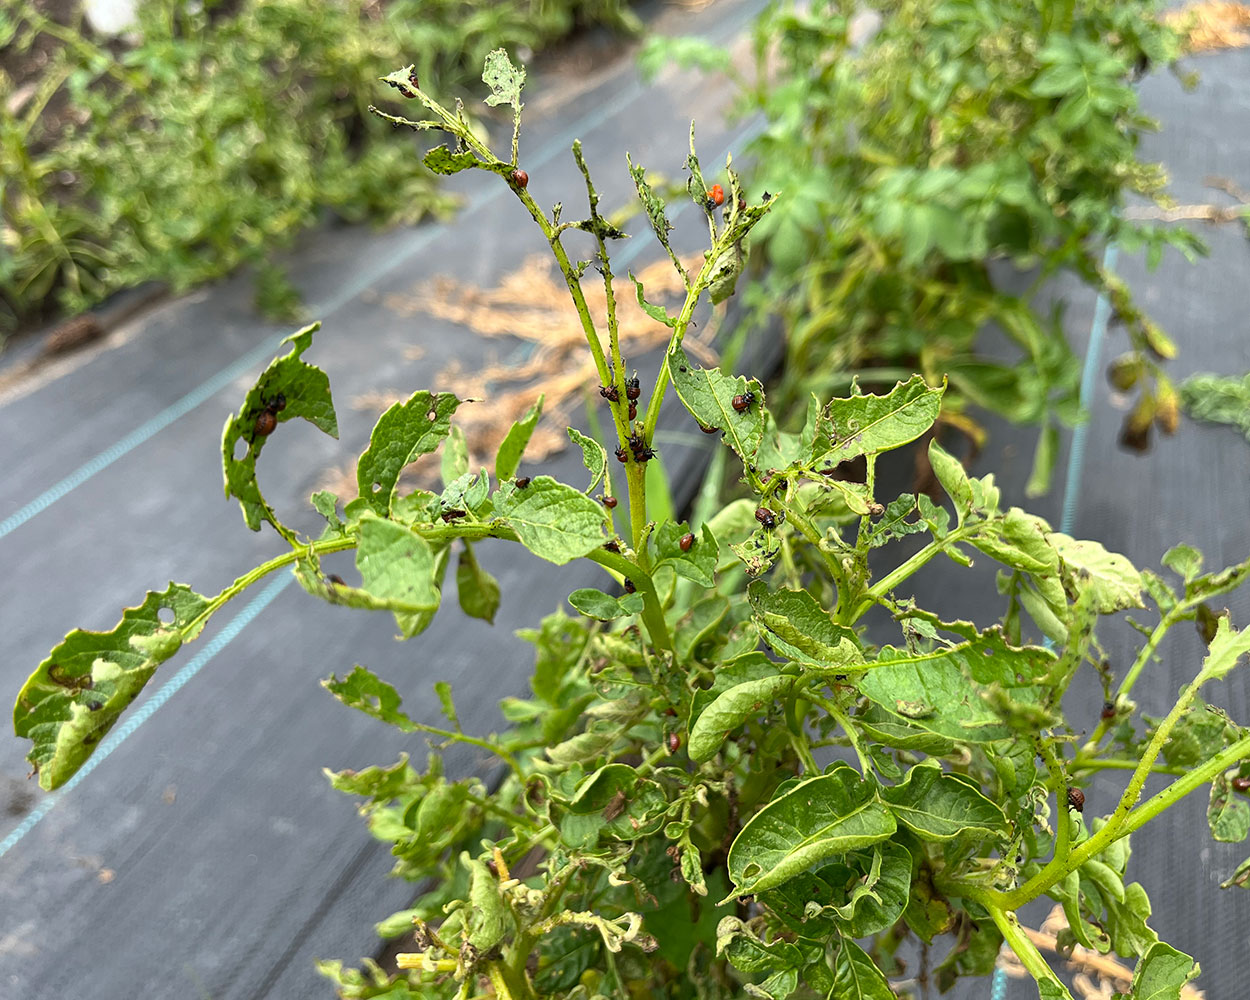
[
  {"left": 1179, "top": 371, "right": 1250, "bottom": 442},
  {"left": 1165, "top": 1, "right": 1250, "bottom": 51},
  {"left": 322, "top": 251, "right": 715, "bottom": 499}
]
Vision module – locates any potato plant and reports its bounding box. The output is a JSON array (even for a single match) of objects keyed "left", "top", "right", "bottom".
[{"left": 14, "top": 54, "right": 1250, "bottom": 1000}]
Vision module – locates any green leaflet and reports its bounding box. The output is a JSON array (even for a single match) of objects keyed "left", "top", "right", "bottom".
[
  {"left": 747, "top": 581, "right": 863, "bottom": 670},
  {"left": 14, "top": 582, "right": 211, "bottom": 790},
  {"left": 464, "top": 854, "right": 510, "bottom": 950},
  {"left": 760, "top": 841, "right": 912, "bottom": 940},
  {"left": 324, "top": 754, "right": 415, "bottom": 800},
  {"left": 323, "top": 665, "right": 420, "bottom": 731},
  {"left": 557, "top": 763, "right": 667, "bottom": 847},
  {"left": 1047, "top": 533, "right": 1143, "bottom": 613},
  {"left": 566, "top": 426, "right": 607, "bottom": 494},
  {"left": 568, "top": 588, "right": 644, "bottom": 621},
  {"left": 1199, "top": 615, "right": 1250, "bottom": 682},
  {"left": 688, "top": 674, "right": 796, "bottom": 763},
  {"left": 655, "top": 521, "right": 718, "bottom": 588},
  {"left": 667, "top": 346, "right": 765, "bottom": 461},
  {"left": 441, "top": 425, "right": 469, "bottom": 486},
  {"left": 221, "top": 322, "right": 339, "bottom": 532},
  {"left": 495, "top": 394, "right": 543, "bottom": 481},
  {"left": 1131, "top": 942, "right": 1200, "bottom": 1000},
  {"left": 356, "top": 390, "right": 462, "bottom": 517},
  {"left": 481, "top": 48, "right": 525, "bottom": 109},
  {"left": 809, "top": 376, "right": 943, "bottom": 468},
  {"left": 494, "top": 476, "right": 607, "bottom": 565},
  {"left": 631, "top": 272, "right": 676, "bottom": 327},
  {"left": 456, "top": 543, "right": 500, "bottom": 625},
  {"left": 928, "top": 440, "right": 972, "bottom": 519},
  {"left": 354, "top": 515, "right": 441, "bottom": 637},
  {"left": 828, "top": 937, "right": 895, "bottom": 1000},
  {"left": 725, "top": 765, "right": 896, "bottom": 899},
  {"left": 857, "top": 633, "right": 1053, "bottom": 743},
  {"left": 880, "top": 761, "right": 1008, "bottom": 841}
]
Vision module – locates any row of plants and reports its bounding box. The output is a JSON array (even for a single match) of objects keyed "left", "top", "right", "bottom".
[
  {"left": 0, "top": 0, "right": 639, "bottom": 343},
  {"left": 645, "top": 0, "right": 1205, "bottom": 489},
  {"left": 15, "top": 52, "right": 1250, "bottom": 1000}
]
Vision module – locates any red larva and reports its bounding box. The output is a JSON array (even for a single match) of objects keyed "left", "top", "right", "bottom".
[
  {"left": 754, "top": 507, "right": 777, "bottom": 530},
  {"left": 510, "top": 169, "right": 529, "bottom": 189},
  {"left": 623, "top": 578, "right": 636, "bottom": 594},
  {"left": 514, "top": 477, "right": 531, "bottom": 489},
  {"left": 679, "top": 533, "right": 695, "bottom": 552},
  {"left": 1067, "top": 787, "right": 1085, "bottom": 813},
  {"left": 1100, "top": 701, "right": 1116, "bottom": 720},
  {"left": 253, "top": 409, "right": 277, "bottom": 438},
  {"left": 602, "top": 495, "right": 618, "bottom": 509},
  {"left": 1233, "top": 777, "right": 1250, "bottom": 793},
  {"left": 732, "top": 391, "right": 756, "bottom": 413},
  {"left": 667, "top": 732, "right": 681, "bottom": 754},
  {"left": 708, "top": 183, "right": 725, "bottom": 207}
]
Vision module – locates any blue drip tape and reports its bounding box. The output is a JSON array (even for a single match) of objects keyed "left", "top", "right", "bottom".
[
  {"left": 0, "top": 573, "right": 293, "bottom": 861},
  {"left": 989, "top": 241, "right": 1118, "bottom": 998}
]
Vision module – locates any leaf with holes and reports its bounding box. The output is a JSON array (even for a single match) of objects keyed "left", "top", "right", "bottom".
[
  {"left": 482, "top": 48, "right": 525, "bottom": 109},
  {"left": 356, "top": 391, "right": 461, "bottom": 517},
  {"left": 323, "top": 664, "right": 420, "bottom": 731},
  {"left": 221, "top": 323, "right": 339, "bottom": 532},
  {"left": 809, "top": 376, "right": 943, "bottom": 468},
  {"left": 667, "top": 346, "right": 764, "bottom": 461},
  {"left": 14, "top": 583, "right": 212, "bottom": 790},
  {"left": 1047, "top": 533, "right": 1143, "bottom": 613},
  {"left": 494, "top": 476, "right": 606, "bottom": 565}
]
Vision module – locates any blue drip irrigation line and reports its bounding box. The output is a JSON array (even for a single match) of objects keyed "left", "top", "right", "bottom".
[
  {"left": 988, "top": 241, "right": 1118, "bottom": 999},
  {"left": 0, "top": 5, "right": 765, "bottom": 543},
  {"left": 0, "top": 573, "right": 293, "bottom": 862}
]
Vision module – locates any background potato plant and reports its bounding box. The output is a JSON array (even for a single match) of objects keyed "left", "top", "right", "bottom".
[
  {"left": 644, "top": 0, "right": 1204, "bottom": 490},
  {"left": 0, "top": 0, "right": 639, "bottom": 342},
  {"left": 14, "top": 53, "right": 1250, "bottom": 1000}
]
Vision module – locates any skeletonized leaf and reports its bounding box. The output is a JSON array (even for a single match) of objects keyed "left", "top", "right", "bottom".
[
  {"left": 424, "top": 145, "right": 479, "bottom": 175},
  {"left": 221, "top": 323, "right": 339, "bottom": 531},
  {"left": 725, "top": 766, "right": 896, "bottom": 898},
  {"left": 15, "top": 583, "right": 211, "bottom": 790},
  {"left": 356, "top": 391, "right": 462, "bottom": 516},
  {"left": 481, "top": 48, "right": 525, "bottom": 109},
  {"left": 1047, "top": 533, "right": 1142, "bottom": 613},
  {"left": 494, "top": 476, "right": 606, "bottom": 565}
]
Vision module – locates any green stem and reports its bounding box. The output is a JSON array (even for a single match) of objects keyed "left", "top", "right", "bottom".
[
  {"left": 586, "top": 548, "right": 674, "bottom": 656},
  {"left": 984, "top": 904, "right": 1065, "bottom": 994},
  {"left": 849, "top": 527, "right": 971, "bottom": 622}
]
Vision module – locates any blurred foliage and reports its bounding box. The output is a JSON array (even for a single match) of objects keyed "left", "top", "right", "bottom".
[
  {"left": 1179, "top": 370, "right": 1250, "bottom": 442},
  {"left": 0, "top": 0, "right": 639, "bottom": 342},
  {"left": 647, "top": 0, "right": 1206, "bottom": 491}
]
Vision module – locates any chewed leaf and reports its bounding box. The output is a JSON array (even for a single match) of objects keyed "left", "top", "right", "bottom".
[
  {"left": 631, "top": 272, "right": 676, "bottom": 327},
  {"left": 424, "top": 145, "right": 479, "bottom": 175},
  {"left": 356, "top": 391, "right": 462, "bottom": 517},
  {"left": 323, "top": 664, "right": 419, "bottom": 731},
  {"left": 810, "top": 375, "right": 943, "bottom": 468},
  {"left": 482, "top": 48, "right": 524, "bottom": 109},
  {"left": 567, "top": 427, "right": 607, "bottom": 494},
  {"left": 627, "top": 155, "right": 676, "bottom": 257},
  {"left": 494, "top": 476, "right": 606, "bottom": 565},
  {"left": 14, "top": 583, "right": 211, "bottom": 790},
  {"left": 667, "top": 346, "right": 764, "bottom": 462},
  {"left": 747, "top": 581, "right": 863, "bottom": 671},
  {"left": 221, "top": 322, "right": 339, "bottom": 532}
]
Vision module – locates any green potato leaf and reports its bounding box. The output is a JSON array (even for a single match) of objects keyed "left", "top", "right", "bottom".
[
  {"left": 747, "top": 581, "right": 863, "bottom": 671},
  {"left": 456, "top": 542, "right": 500, "bottom": 625},
  {"left": 725, "top": 765, "right": 896, "bottom": 898},
  {"left": 667, "top": 346, "right": 765, "bottom": 461},
  {"left": 354, "top": 515, "right": 441, "bottom": 637},
  {"left": 356, "top": 390, "right": 462, "bottom": 517},
  {"left": 494, "top": 476, "right": 606, "bottom": 565},
  {"left": 221, "top": 322, "right": 339, "bottom": 532},
  {"left": 495, "top": 394, "right": 543, "bottom": 481},
  {"left": 568, "top": 588, "right": 644, "bottom": 621},
  {"left": 688, "top": 674, "right": 797, "bottom": 763},
  {"left": 655, "top": 521, "right": 718, "bottom": 588},
  {"left": 880, "top": 760, "right": 1008, "bottom": 841},
  {"left": 809, "top": 376, "right": 943, "bottom": 468},
  {"left": 14, "top": 582, "right": 211, "bottom": 790}
]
